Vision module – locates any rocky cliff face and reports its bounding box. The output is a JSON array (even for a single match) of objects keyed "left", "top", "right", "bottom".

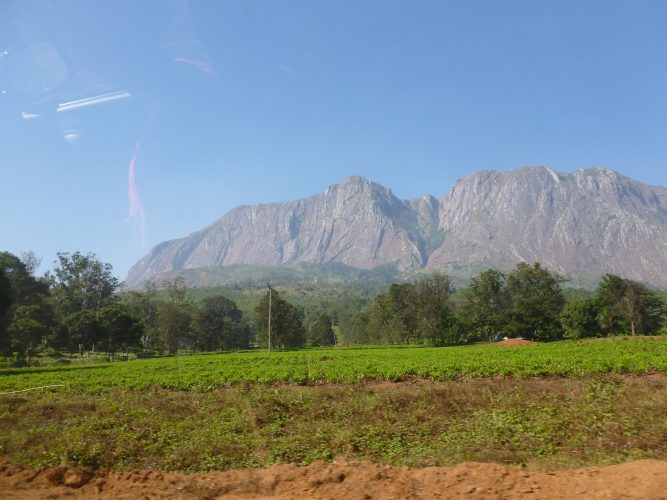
[
  {"left": 428, "top": 167, "right": 667, "bottom": 284},
  {"left": 126, "top": 168, "right": 667, "bottom": 287},
  {"left": 126, "top": 176, "right": 428, "bottom": 286}
]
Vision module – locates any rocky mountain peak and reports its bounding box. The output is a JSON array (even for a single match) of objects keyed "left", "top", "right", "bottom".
[
  {"left": 126, "top": 168, "right": 667, "bottom": 287},
  {"left": 337, "top": 175, "right": 371, "bottom": 188}
]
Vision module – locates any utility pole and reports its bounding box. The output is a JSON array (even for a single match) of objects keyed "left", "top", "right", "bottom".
[{"left": 267, "top": 282, "right": 272, "bottom": 355}]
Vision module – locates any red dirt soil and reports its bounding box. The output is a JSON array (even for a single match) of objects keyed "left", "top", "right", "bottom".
[
  {"left": 2, "top": 459, "right": 667, "bottom": 499},
  {"left": 492, "top": 338, "right": 534, "bottom": 346}
]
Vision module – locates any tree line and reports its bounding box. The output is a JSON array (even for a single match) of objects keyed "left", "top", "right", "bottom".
[
  {"left": 0, "top": 251, "right": 253, "bottom": 363},
  {"left": 0, "top": 251, "right": 332, "bottom": 364},
  {"left": 2, "top": 250, "right": 665, "bottom": 364},
  {"left": 339, "top": 262, "right": 667, "bottom": 345}
]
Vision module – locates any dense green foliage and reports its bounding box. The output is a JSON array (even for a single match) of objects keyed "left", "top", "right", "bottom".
[
  {"left": 1, "top": 248, "right": 666, "bottom": 365},
  {"left": 595, "top": 274, "right": 666, "bottom": 336},
  {"left": 0, "top": 252, "right": 257, "bottom": 363},
  {"left": 193, "top": 295, "right": 250, "bottom": 351},
  {"left": 342, "top": 263, "right": 569, "bottom": 344},
  {"left": 459, "top": 268, "right": 509, "bottom": 341},
  {"left": 254, "top": 288, "right": 306, "bottom": 349},
  {"left": 309, "top": 312, "right": 335, "bottom": 346},
  {"left": 341, "top": 264, "right": 665, "bottom": 345},
  {"left": 186, "top": 284, "right": 375, "bottom": 334},
  {"left": 0, "top": 268, "right": 13, "bottom": 352},
  {"left": 2, "top": 339, "right": 667, "bottom": 393},
  {"left": 122, "top": 278, "right": 254, "bottom": 355},
  {"left": 0, "top": 252, "right": 53, "bottom": 360},
  {"left": 0, "top": 268, "right": 12, "bottom": 318},
  {"left": 50, "top": 252, "right": 119, "bottom": 317},
  {"left": 560, "top": 299, "right": 600, "bottom": 339},
  {"left": 504, "top": 262, "right": 566, "bottom": 340},
  {"left": 341, "top": 273, "right": 456, "bottom": 345}
]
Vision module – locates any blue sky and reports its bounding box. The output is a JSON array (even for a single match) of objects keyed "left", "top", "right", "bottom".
[{"left": 1, "top": 0, "right": 667, "bottom": 279}]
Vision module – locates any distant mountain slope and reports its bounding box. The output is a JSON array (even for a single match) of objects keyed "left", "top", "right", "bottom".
[
  {"left": 126, "top": 167, "right": 667, "bottom": 287},
  {"left": 428, "top": 167, "right": 667, "bottom": 282}
]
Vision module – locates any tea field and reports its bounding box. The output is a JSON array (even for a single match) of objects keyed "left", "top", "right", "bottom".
[{"left": 2, "top": 337, "right": 667, "bottom": 394}]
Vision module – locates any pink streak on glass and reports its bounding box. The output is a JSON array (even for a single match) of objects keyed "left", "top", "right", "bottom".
[
  {"left": 128, "top": 143, "right": 142, "bottom": 218},
  {"left": 128, "top": 142, "right": 147, "bottom": 246}
]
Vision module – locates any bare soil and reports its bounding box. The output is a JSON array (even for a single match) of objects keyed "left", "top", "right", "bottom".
[
  {"left": 492, "top": 338, "right": 534, "bottom": 346},
  {"left": 2, "top": 459, "right": 667, "bottom": 499}
]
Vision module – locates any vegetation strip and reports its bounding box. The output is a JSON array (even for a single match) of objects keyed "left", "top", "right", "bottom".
[
  {"left": 2, "top": 375, "right": 667, "bottom": 471},
  {"left": 3, "top": 251, "right": 666, "bottom": 366},
  {"left": 1, "top": 338, "right": 667, "bottom": 393}
]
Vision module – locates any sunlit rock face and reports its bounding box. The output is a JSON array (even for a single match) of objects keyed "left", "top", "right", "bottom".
[
  {"left": 428, "top": 167, "right": 667, "bottom": 284},
  {"left": 126, "top": 168, "right": 667, "bottom": 287},
  {"left": 126, "top": 176, "right": 428, "bottom": 286}
]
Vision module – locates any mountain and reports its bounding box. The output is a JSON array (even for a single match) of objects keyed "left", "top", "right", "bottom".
[{"left": 126, "top": 167, "right": 667, "bottom": 287}]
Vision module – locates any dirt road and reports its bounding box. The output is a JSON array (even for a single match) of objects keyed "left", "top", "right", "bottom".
[{"left": 2, "top": 459, "right": 666, "bottom": 499}]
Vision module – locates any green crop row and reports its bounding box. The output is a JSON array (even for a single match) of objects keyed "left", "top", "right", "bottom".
[{"left": 1, "top": 338, "right": 667, "bottom": 394}]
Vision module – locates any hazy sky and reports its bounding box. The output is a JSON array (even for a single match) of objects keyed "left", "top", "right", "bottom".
[{"left": 1, "top": 0, "right": 667, "bottom": 279}]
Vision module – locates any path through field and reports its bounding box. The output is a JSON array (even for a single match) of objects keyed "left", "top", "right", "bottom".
[{"left": 2, "top": 458, "right": 666, "bottom": 499}]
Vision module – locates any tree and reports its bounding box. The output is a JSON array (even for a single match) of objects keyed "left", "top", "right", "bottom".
[
  {"left": 412, "top": 272, "right": 455, "bottom": 345},
  {"left": 594, "top": 274, "right": 629, "bottom": 334},
  {"left": 0, "top": 252, "right": 52, "bottom": 357},
  {"left": 193, "top": 294, "right": 249, "bottom": 351},
  {"left": 339, "top": 311, "right": 370, "bottom": 345},
  {"left": 560, "top": 299, "right": 600, "bottom": 339},
  {"left": 309, "top": 312, "right": 335, "bottom": 347},
  {"left": 20, "top": 251, "right": 41, "bottom": 276},
  {"left": 0, "top": 268, "right": 13, "bottom": 348},
  {"left": 255, "top": 289, "right": 306, "bottom": 349},
  {"left": 46, "top": 252, "right": 122, "bottom": 355},
  {"left": 61, "top": 309, "right": 104, "bottom": 355},
  {"left": 50, "top": 251, "right": 119, "bottom": 317},
  {"left": 366, "top": 283, "right": 416, "bottom": 344},
  {"left": 0, "top": 267, "right": 13, "bottom": 318},
  {"left": 0, "top": 252, "right": 50, "bottom": 306},
  {"left": 57, "top": 303, "right": 143, "bottom": 358},
  {"left": 123, "top": 282, "right": 161, "bottom": 349},
  {"left": 595, "top": 274, "right": 665, "bottom": 336},
  {"left": 156, "top": 277, "right": 192, "bottom": 354},
  {"left": 505, "top": 262, "right": 565, "bottom": 341},
  {"left": 460, "top": 269, "right": 509, "bottom": 341},
  {"left": 97, "top": 304, "right": 144, "bottom": 358},
  {"left": 7, "top": 304, "right": 54, "bottom": 359},
  {"left": 338, "top": 274, "right": 454, "bottom": 346}
]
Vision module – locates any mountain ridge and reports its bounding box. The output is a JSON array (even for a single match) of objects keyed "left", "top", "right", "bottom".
[{"left": 126, "top": 167, "right": 667, "bottom": 287}]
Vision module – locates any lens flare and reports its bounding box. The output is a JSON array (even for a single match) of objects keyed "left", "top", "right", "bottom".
[
  {"left": 173, "top": 57, "right": 217, "bottom": 76},
  {"left": 128, "top": 143, "right": 146, "bottom": 246}
]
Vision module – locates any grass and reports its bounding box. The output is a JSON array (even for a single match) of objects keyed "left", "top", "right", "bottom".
[
  {"left": 3, "top": 338, "right": 667, "bottom": 472},
  {"left": 2, "top": 376, "right": 667, "bottom": 471}
]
